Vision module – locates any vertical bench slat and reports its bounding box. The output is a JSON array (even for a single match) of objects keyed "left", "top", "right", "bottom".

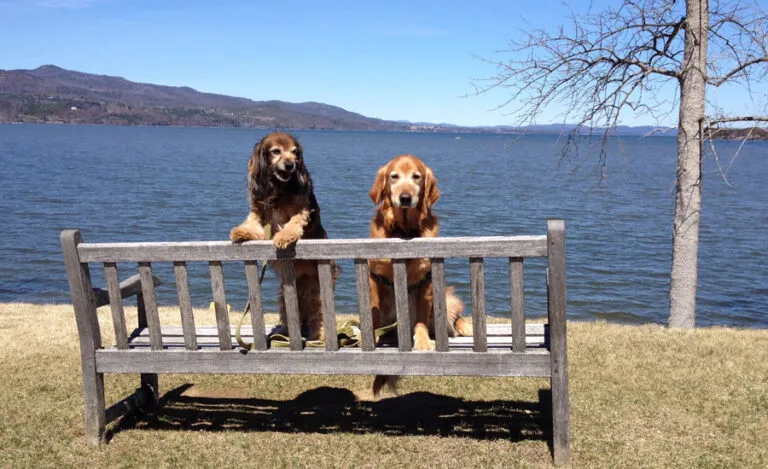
[
  {"left": 135, "top": 291, "right": 159, "bottom": 403},
  {"left": 547, "top": 219, "right": 570, "bottom": 465},
  {"left": 173, "top": 261, "right": 198, "bottom": 350},
  {"left": 61, "top": 230, "right": 105, "bottom": 445},
  {"left": 318, "top": 260, "right": 339, "bottom": 351},
  {"left": 138, "top": 262, "right": 163, "bottom": 350},
  {"left": 208, "top": 261, "right": 233, "bottom": 351},
  {"left": 470, "top": 257, "right": 488, "bottom": 352},
  {"left": 431, "top": 258, "right": 449, "bottom": 352},
  {"left": 392, "top": 259, "right": 411, "bottom": 352},
  {"left": 279, "top": 261, "right": 303, "bottom": 351},
  {"left": 509, "top": 257, "right": 526, "bottom": 352},
  {"left": 244, "top": 261, "right": 267, "bottom": 351},
  {"left": 354, "top": 259, "right": 376, "bottom": 351},
  {"left": 103, "top": 262, "right": 129, "bottom": 349}
]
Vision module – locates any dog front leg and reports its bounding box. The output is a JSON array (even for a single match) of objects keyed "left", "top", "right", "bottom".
[
  {"left": 230, "top": 211, "right": 266, "bottom": 243},
  {"left": 272, "top": 208, "right": 310, "bottom": 249}
]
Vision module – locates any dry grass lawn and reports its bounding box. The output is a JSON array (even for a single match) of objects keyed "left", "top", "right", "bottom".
[{"left": 0, "top": 302, "right": 766, "bottom": 468}]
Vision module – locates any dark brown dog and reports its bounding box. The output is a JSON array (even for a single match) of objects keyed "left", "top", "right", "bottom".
[
  {"left": 367, "top": 154, "right": 471, "bottom": 396},
  {"left": 230, "top": 132, "right": 331, "bottom": 341}
]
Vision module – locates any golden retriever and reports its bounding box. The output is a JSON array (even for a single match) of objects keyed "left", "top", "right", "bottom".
[
  {"left": 368, "top": 154, "right": 471, "bottom": 396},
  {"left": 230, "top": 131, "right": 333, "bottom": 342}
]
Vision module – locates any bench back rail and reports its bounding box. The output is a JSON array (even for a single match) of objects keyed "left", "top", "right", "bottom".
[{"left": 62, "top": 221, "right": 565, "bottom": 360}]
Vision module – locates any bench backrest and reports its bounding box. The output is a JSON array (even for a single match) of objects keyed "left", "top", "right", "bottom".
[{"left": 61, "top": 220, "right": 566, "bottom": 355}]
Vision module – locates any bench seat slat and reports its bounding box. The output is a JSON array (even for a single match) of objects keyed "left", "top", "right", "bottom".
[
  {"left": 124, "top": 324, "right": 549, "bottom": 350},
  {"left": 123, "top": 323, "right": 547, "bottom": 336}
]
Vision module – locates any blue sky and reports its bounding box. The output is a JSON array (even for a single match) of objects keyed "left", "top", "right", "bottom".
[{"left": 1, "top": 0, "right": 765, "bottom": 127}]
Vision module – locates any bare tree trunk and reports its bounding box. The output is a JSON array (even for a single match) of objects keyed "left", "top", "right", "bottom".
[{"left": 669, "top": 0, "right": 708, "bottom": 328}]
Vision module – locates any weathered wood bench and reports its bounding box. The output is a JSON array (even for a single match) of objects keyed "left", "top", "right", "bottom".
[{"left": 61, "top": 219, "right": 570, "bottom": 465}]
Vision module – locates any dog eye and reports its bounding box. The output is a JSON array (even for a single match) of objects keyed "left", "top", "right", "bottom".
[
  {"left": 413, "top": 173, "right": 422, "bottom": 180},
  {"left": 270, "top": 148, "right": 281, "bottom": 156},
  {"left": 390, "top": 174, "right": 399, "bottom": 180}
]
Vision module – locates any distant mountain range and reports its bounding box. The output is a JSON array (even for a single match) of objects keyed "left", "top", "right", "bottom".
[{"left": 1, "top": 65, "right": 760, "bottom": 139}]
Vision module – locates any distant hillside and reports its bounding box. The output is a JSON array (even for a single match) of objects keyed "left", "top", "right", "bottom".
[
  {"left": 706, "top": 126, "right": 768, "bottom": 140},
  {"left": 3, "top": 65, "right": 753, "bottom": 139},
  {"left": 0, "top": 65, "right": 411, "bottom": 130}
]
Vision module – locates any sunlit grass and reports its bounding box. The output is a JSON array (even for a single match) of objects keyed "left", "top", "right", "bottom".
[{"left": 0, "top": 303, "right": 766, "bottom": 468}]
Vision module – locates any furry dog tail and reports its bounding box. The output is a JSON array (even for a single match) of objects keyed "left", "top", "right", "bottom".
[{"left": 446, "top": 286, "right": 472, "bottom": 337}]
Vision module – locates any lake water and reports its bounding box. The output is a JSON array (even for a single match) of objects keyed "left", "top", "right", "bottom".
[{"left": 1, "top": 124, "right": 766, "bottom": 327}]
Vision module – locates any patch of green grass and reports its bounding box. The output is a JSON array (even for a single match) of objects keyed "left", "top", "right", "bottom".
[{"left": 0, "top": 303, "right": 766, "bottom": 468}]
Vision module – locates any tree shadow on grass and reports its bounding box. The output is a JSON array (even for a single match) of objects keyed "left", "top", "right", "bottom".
[{"left": 110, "top": 383, "right": 552, "bottom": 445}]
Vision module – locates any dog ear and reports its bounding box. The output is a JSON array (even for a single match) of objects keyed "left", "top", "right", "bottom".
[
  {"left": 424, "top": 167, "right": 440, "bottom": 208},
  {"left": 369, "top": 165, "right": 389, "bottom": 205},
  {"left": 249, "top": 139, "right": 273, "bottom": 203}
]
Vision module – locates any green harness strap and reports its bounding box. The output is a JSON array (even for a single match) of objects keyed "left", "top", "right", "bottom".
[{"left": 236, "top": 299, "right": 398, "bottom": 350}]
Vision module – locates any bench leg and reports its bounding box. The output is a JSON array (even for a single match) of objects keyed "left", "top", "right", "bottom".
[
  {"left": 551, "top": 358, "right": 571, "bottom": 466},
  {"left": 81, "top": 368, "right": 106, "bottom": 445}
]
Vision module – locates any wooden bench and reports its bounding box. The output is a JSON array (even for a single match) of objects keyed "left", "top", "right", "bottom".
[{"left": 61, "top": 219, "right": 570, "bottom": 465}]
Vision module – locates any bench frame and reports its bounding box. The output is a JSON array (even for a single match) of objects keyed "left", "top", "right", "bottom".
[{"left": 61, "top": 220, "right": 570, "bottom": 465}]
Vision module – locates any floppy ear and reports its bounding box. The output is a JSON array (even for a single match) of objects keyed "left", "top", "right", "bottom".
[
  {"left": 293, "top": 139, "right": 311, "bottom": 192},
  {"left": 424, "top": 167, "right": 440, "bottom": 208},
  {"left": 249, "top": 140, "right": 273, "bottom": 203},
  {"left": 369, "top": 165, "right": 389, "bottom": 205}
]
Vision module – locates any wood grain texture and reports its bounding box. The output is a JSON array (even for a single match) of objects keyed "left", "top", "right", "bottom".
[
  {"left": 138, "top": 262, "right": 163, "bottom": 350},
  {"left": 279, "top": 261, "right": 303, "bottom": 351},
  {"left": 547, "top": 219, "right": 570, "bottom": 466},
  {"left": 173, "top": 262, "right": 197, "bottom": 350},
  {"left": 78, "top": 236, "right": 548, "bottom": 263},
  {"left": 96, "top": 349, "right": 551, "bottom": 376},
  {"left": 244, "top": 261, "right": 267, "bottom": 351},
  {"left": 509, "top": 258, "right": 526, "bottom": 352},
  {"left": 208, "top": 261, "right": 233, "bottom": 351},
  {"left": 431, "top": 258, "right": 449, "bottom": 352},
  {"left": 392, "top": 259, "right": 411, "bottom": 352},
  {"left": 354, "top": 260, "right": 375, "bottom": 351},
  {"left": 470, "top": 257, "right": 488, "bottom": 352},
  {"left": 103, "top": 263, "right": 129, "bottom": 349},
  {"left": 318, "top": 260, "right": 339, "bottom": 352},
  {"left": 61, "top": 230, "right": 106, "bottom": 445}
]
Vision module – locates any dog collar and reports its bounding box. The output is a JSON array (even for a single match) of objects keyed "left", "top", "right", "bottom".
[{"left": 370, "top": 271, "right": 432, "bottom": 294}]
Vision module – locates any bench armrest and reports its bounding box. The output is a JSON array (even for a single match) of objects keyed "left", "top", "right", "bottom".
[{"left": 93, "top": 273, "right": 161, "bottom": 308}]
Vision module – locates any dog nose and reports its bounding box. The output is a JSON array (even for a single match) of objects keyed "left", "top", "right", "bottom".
[
  {"left": 399, "top": 194, "right": 412, "bottom": 206},
  {"left": 283, "top": 162, "right": 296, "bottom": 172}
]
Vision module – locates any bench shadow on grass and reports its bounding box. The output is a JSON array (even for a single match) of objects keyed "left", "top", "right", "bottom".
[{"left": 110, "top": 383, "right": 552, "bottom": 446}]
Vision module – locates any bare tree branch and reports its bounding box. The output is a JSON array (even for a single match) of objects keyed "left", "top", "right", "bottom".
[{"left": 707, "top": 115, "right": 768, "bottom": 124}]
